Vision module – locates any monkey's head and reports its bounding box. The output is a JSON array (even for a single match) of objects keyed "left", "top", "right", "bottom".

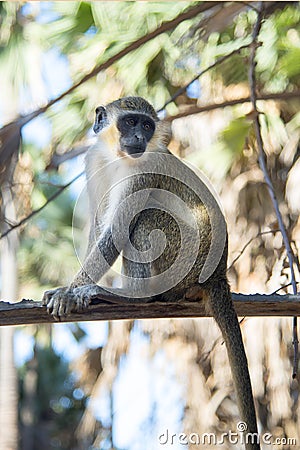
[{"left": 93, "top": 96, "right": 170, "bottom": 158}]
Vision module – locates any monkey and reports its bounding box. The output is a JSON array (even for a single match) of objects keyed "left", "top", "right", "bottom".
[{"left": 42, "top": 96, "right": 260, "bottom": 450}]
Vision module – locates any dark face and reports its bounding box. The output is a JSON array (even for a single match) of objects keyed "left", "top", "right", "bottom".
[{"left": 117, "top": 113, "right": 155, "bottom": 157}]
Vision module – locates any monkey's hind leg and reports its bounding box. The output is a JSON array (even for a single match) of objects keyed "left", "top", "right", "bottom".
[{"left": 205, "top": 278, "right": 260, "bottom": 450}]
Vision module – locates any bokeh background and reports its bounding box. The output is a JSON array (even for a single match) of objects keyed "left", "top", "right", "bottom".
[{"left": 0, "top": 2, "right": 300, "bottom": 449}]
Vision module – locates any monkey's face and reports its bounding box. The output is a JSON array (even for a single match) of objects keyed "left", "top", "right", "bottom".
[
  {"left": 93, "top": 102, "right": 157, "bottom": 159},
  {"left": 117, "top": 113, "right": 155, "bottom": 158}
]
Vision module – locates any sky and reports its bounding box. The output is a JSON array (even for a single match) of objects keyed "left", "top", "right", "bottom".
[{"left": 21, "top": 47, "right": 72, "bottom": 146}]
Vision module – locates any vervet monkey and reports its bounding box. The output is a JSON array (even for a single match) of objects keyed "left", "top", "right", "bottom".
[{"left": 43, "top": 96, "right": 260, "bottom": 449}]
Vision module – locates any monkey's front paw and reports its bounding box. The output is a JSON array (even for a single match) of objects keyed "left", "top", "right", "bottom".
[
  {"left": 42, "top": 286, "right": 91, "bottom": 320},
  {"left": 42, "top": 287, "right": 77, "bottom": 320}
]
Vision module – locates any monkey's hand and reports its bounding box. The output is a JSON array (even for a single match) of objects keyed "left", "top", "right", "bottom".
[{"left": 42, "top": 286, "right": 91, "bottom": 321}]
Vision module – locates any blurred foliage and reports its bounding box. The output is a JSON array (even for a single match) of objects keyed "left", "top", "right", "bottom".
[
  {"left": 19, "top": 344, "right": 87, "bottom": 449},
  {"left": 0, "top": 2, "right": 300, "bottom": 449},
  {"left": 221, "top": 116, "right": 252, "bottom": 156}
]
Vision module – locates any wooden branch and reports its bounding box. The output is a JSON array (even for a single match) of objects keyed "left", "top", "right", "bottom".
[
  {"left": 46, "top": 144, "right": 89, "bottom": 170},
  {"left": 1, "top": 291, "right": 300, "bottom": 326},
  {"left": 167, "top": 90, "right": 300, "bottom": 122}
]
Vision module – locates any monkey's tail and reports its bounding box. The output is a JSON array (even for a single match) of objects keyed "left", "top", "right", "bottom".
[{"left": 206, "top": 279, "right": 260, "bottom": 450}]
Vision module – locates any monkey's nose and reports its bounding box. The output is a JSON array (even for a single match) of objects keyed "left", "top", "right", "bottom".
[{"left": 135, "top": 133, "right": 145, "bottom": 143}]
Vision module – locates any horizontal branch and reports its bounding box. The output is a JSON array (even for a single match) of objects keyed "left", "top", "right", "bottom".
[
  {"left": 1, "top": 290, "right": 300, "bottom": 326},
  {"left": 46, "top": 145, "right": 89, "bottom": 171},
  {"left": 167, "top": 90, "right": 300, "bottom": 121}
]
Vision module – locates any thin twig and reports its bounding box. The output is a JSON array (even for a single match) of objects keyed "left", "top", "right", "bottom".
[
  {"left": 0, "top": 172, "right": 84, "bottom": 239},
  {"left": 228, "top": 229, "right": 280, "bottom": 270},
  {"left": 159, "top": 42, "right": 252, "bottom": 113},
  {"left": 248, "top": 3, "right": 299, "bottom": 378},
  {"left": 271, "top": 282, "right": 300, "bottom": 295}
]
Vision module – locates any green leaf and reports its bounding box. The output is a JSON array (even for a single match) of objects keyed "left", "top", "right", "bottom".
[
  {"left": 279, "top": 47, "right": 300, "bottom": 78},
  {"left": 221, "top": 117, "right": 251, "bottom": 155}
]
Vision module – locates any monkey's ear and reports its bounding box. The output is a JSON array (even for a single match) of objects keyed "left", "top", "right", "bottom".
[{"left": 93, "top": 106, "right": 108, "bottom": 134}]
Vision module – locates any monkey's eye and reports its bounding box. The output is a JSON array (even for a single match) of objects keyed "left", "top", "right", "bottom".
[
  {"left": 125, "top": 117, "right": 136, "bottom": 127},
  {"left": 143, "top": 121, "right": 152, "bottom": 131}
]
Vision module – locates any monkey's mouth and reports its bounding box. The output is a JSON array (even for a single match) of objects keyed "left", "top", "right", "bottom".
[{"left": 123, "top": 145, "right": 146, "bottom": 158}]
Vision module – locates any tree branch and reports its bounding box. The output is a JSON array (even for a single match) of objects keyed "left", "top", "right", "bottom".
[
  {"left": 1, "top": 291, "right": 300, "bottom": 326},
  {"left": 0, "top": 172, "right": 84, "bottom": 239},
  {"left": 46, "top": 145, "right": 90, "bottom": 171},
  {"left": 167, "top": 90, "right": 300, "bottom": 121},
  {"left": 248, "top": 3, "right": 299, "bottom": 377}
]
